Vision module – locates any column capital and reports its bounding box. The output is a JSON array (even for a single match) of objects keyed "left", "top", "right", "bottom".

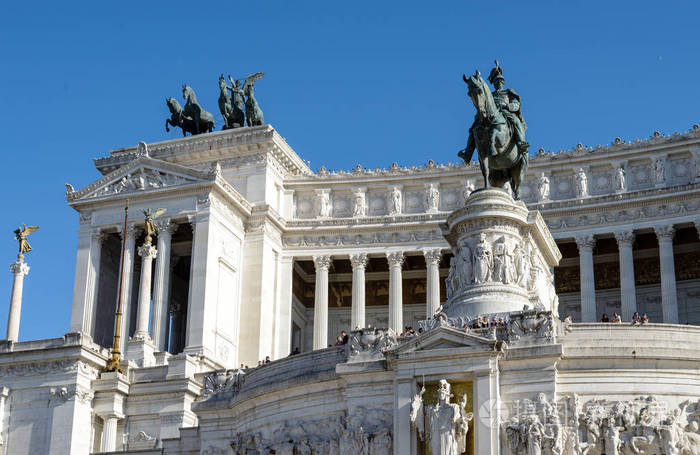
[
  {"left": 91, "top": 229, "right": 105, "bottom": 243},
  {"left": 312, "top": 255, "right": 331, "bottom": 272},
  {"left": 386, "top": 251, "right": 405, "bottom": 268},
  {"left": 155, "top": 219, "right": 177, "bottom": 236},
  {"left": 575, "top": 235, "right": 596, "bottom": 252},
  {"left": 349, "top": 253, "right": 368, "bottom": 269},
  {"left": 422, "top": 248, "right": 442, "bottom": 265},
  {"left": 654, "top": 225, "right": 675, "bottom": 241},
  {"left": 117, "top": 223, "right": 140, "bottom": 240},
  {"left": 137, "top": 242, "right": 158, "bottom": 260},
  {"left": 9, "top": 259, "right": 29, "bottom": 276},
  {"left": 614, "top": 230, "right": 635, "bottom": 247}
]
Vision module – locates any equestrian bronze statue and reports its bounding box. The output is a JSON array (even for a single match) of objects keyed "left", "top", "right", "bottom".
[{"left": 459, "top": 61, "right": 530, "bottom": 199}]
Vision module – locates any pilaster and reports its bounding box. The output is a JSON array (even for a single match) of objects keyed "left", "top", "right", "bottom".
[{"left": 69, "top": 227, "right": 103, "bottom": 334}]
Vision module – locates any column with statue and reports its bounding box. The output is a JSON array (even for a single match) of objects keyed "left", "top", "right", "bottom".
[{"left": 6, "top": 225, "right": 38, "bottom": 342}]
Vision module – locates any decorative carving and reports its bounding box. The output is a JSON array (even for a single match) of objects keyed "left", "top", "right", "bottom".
[
  {"left": 503, "top": 393, "right": 562, "bottom": 455},
  {"left": 349, "top": 253, "right": 368, "bottom": 270},
  {"left": 388, "top": 186, "right": 402, "bottom": 215},
  {"left": 575, "top": 235, "right": 596, "bottom": 252},
  {"left": 426, "top": 183, "right": 440, "bottom": 212},
  {"left": 654, "top": 156, "right": 666, "bottom": 185},
  {"left": 423, "top": 248, "right": 442, "bottom": 266},
  {"left": 473, "top": 233, "right": 493, "bottom": 284},
  {"left": 574, "top": 168, "right": 588, "bottom": 198},
  {"left": 386, "top": 251, "right": 404, "bottom": 268},
  {"left": 201, "top": 369, "right": 245, "bottom": 399},
  {"left": 137, "top": 242, "right": 157, "bottom": 260},
  {"left": 410, "top": 379, "right": 473, "bottom": 455},
  {"left": 614, "top": 230, "right": 635, "bottom": 247},
  {"left": 315, "top": 189, "right": 332, "bottom": 218},
  {"left": 352, "top": 188, "right": 367, "bottom": 217},
  {"left": 507, "top": 310, "right": 556, "bottom": 344},
  {"left": 654, "top": 224, "right": 675, "bottom": 242},
  {"left": 614, "top": 164, "right": 627, "bottom": 193},
  {"left": 91, "top": 168, "right": 197, "bottom": 198},
  {"left": 537, "top": 172, "right": 550, "bottom": 201},
  {"left": 313, "top": 255, "right": 332, "bottom": 272},
  {"left": 347, "top": 328, "right": 397, "bottom": 362}
]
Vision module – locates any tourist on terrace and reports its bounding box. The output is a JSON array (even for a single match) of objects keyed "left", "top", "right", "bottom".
[
  {"left": 335, "top": 336, "right": 344, "bottom": 346},
  {"left": 265, "top": 356, "right": 271, "bottom": 364},
  {"left": 612, "top": 312, "right": 622, "bottom": 323},
  {"left": 564, "top": 314, "right": 573, "bottom": 324},
  {"left": 498, "top": 317, "right": 506, "bottom": 327},
  {"left": 257, "top": 361, "right": 263, "bottom": 367},
  {"left": 418, "top": 328, "right": 424, "bottom": 334},
  {"left": 601, "top": 313, "right": 610, "bottom": 323},
  {"left": 632, "top": 312, "right": 641, "bottom": 325},
  {"left": 641, "top": 313, "right": 649, "bottom": 324},
  {"left": 290, "top": 347, "right": 300, "bottom": 355},
  {"left": 341, "top": 330, "right": 348, "bottom": 344}
]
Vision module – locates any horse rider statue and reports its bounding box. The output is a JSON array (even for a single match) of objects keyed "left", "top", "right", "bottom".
[{"left": 486, "top": 60, "right": 528, "bottom": 156}]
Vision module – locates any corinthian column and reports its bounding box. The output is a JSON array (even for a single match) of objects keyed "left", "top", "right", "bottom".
[
  {"left": 386, "top": 251, "right": 405, "bottom": 333},
  {"left": 312, "top": 255, "right": 331, "bottom": 350},
  {"left": 117, "top": 225, "right": 137, "bottom": 353},
  {"left": 6, "top": 256, "right": 29, "bottom": 342},
  {"left": 575, "top": 235, "right": 597, "bottom": 322},
  {"left": 654, "top": 225, "right": 679, "bottom": 323},
  {"left": 133, "top": 240, "right": 158, "bottom": 340},
  {"left": 151, "top": 221, "right": 175, "bottom": 350},
  {"left": 349, "top": 253, "right": 368, "bottom": 330},
  {"left": 614, "top": 231, "right": 637, "bottom": 321},
  {"left": 423, "top": 249, "right": 442, "bottom": 318}
]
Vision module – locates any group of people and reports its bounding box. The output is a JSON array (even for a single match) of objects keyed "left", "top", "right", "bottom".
[
  {"left": 562, "top": 312, "right": 651, "bottom": 325},
  {"left": 400, "top": 326, "right": 423, "bottom": 338},
  {"left": 239, "top": 355, "right": 273, "bottom": 370},
  {"left": 468, "top": 316, "right": 507, "bottom": 329}
]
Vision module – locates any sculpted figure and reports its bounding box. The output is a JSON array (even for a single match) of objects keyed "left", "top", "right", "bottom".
[
  {"left": 182, "top": 85, "right": 216, "bottom": 134},
  {"left": 493, "top": 239, "right": 515, "bottom": 284},
  {"left": 352, "top": 190, "right": 367, "bottom": 217},
  {"left": 513, "top": 243, "right": 530, "bottom": 288},
  {"left": 243, "top": 72, "right": 265, "bottom": 126},
  {"left": 457, "top": 241, "right": 473, "bottom": 288},
  {"left": 462, "top": 180, "right": 476, "bottom": 204},
  {"left": 537, "top": 172, "right": 550, "bottom": 201},
  {"left": 389, "top": 186, "right": 402, "bottom": 215},
  {"left": 654, "top": 157, "right": 666, "bottom": 185},
  {"left": 369, "top": 429, "right": 392, "bottom": 455},
  {"left": 13, "top": 224, "right": 39, "bottom": 255},
  {"left": 473, "top": 233, "right": 493, "bottom": 284},
  {"left": 459, "top": 61, "right": 529, "bottom": 199},
  {"left": 316, "top": 191, "right": 331, "bottom": 218},
  {"left": 218, "top": 74, "right": 245, "bottom": 129},
  {"left": 525, "top": 415, "right": 545, "bottom": 455},
  {"left": 614, "top": 165, "right": 626, "bottom": 193},
  {"left": 602, "top": 418, "right": 622, "bottom": 455},
  {"left": 410, "top": 380, "right": 473, "bottom": 455},
  {"left": 339, "top": 427, "right": 366, "bottom": 455},
  {"left": 445, "top": 257, "right": 459, "bottom": 298},
  {"left": 296, "top": 439, "right": 312, "bottom": 455},
  {"left": 427, "top": 184, "right": 440, "bottom": 212},
  {"left": 575, "top": 168, "right": 589, "bottom": 198}
]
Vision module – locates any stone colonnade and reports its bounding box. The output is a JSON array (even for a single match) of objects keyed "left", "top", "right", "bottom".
[
  {"left": 575, "top": 223, "right": 692, "bottom": 323},
  {"left": 311, "top": 249, "right": 443, "bottom": 349}
]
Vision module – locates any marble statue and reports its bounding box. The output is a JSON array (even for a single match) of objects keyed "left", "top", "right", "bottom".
[
  {"left": 352, "top": 190, "right": 367, "bottom": 217},
  {"left": 316, "top": 191, "right": 331, "bottom": 218},
  {"left": 537, "top": 172, "right": 550, "bottom": 201},
  {"left": 243, "top": 73, "right": 265, "bottom": 126},
  {"left": 389, "top": 186, "right": 402, "bottom": 215},
  {"left": 13, "top": 224, "right": 39, "bottom": 255},
  {"left": 462, "top": 180, "right": 476, "bottom": 204},
  {"left": 574, "top": 168, "right": 588, "bottom": 198},
  {"left": 456, "top": 241, "right": 473, "bottom": 289},
  {"left": 426, "top": 184, "right": 440, "bottom": 212},
  {"left": 410, "top": 380, "right": 473, "bottom": 455},
  {"left": 615, "top": 165, "right": 626, "bottom": 193},
  {"left": 654, "top": 157, "right": 666, "bottom": 185},
  {"left": 445, "top": 257, "right": 459, "bottom": 298},
  {"left": 513, "top": 243, "right": 530, "bottom": 288},
  {"left": 459, "top": 61, "right": 529, "bottom": 199},
  {"left": 473, "top": 233, "right": 493, "bottom": 284},
  {"left": 493, "top": 238, "right": 515, "bottom": 284}
]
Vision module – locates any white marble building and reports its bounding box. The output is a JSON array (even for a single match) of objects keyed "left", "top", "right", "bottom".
[{"left": 1, "top": 124, "right": 700, "bottom": 454}]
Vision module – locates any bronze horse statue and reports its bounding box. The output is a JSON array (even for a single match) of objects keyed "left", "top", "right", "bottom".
[
  {"left": 218, "top": 74, "right": 245, "bottom": 129},
  {"left": 459, "top": 71, "right": 529, "bottom": 199},
  {"left": 182, "top": 85, "right": 215, "bottom": 134},
  {"left": 165, "top": 97, "right": 203, "bottom": 136}
]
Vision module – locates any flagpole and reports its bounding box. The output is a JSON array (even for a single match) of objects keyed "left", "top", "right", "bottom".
[{"left": 103, "top": 200, "right": 129, "bottom": 374}]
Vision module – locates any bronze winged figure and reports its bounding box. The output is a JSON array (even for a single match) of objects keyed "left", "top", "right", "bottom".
[
  {"left": 13, "top": 224, "right": 39, "bottom": 255},
  {"left": 142, "top": 208, "right": 166, "bottom": 242}
]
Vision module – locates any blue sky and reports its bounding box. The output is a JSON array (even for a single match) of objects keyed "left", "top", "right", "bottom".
[{"left": 0, "top": 1, "right": 698, "bottom": 341}]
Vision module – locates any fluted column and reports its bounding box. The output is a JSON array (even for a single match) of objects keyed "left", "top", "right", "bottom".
[
  {"left": 151, "top": 221, "right": 175, "bottom": 350},
  {"left": 117, "top": 225, "right": 137, "bottom": 353},
  {"left": 423, "top": 249, "right": 442, "bottom": 318},
  {"left": 312, "top": 255, "right": 331, "bottom": 350},
  {"left": 655, "top": 225, "right": 679, "bottom": 323},
  {"left": 614, "top": 231, "right": 637, "bottom": 321},
  {"left": 101, "top": 415, "right": 119, "bottom": 452},
  {"left": 6, "top": 256, "right": 29, "bottom": 342},
  {"left": 133, "top": 240, "right": 158, "bottom": 340},
  {"left": 386, "top": 251, "right": 405, "bottom": 333},
  {"left": 349, "top": 253, "right": 368, "bottom": 330},
  {"left": 575, "top": 235, "right": 597, "bottom": 322}
]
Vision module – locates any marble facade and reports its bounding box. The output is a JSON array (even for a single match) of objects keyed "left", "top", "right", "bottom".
[{"left": 0, "top": 124, "right": 700, "bottom": 454}]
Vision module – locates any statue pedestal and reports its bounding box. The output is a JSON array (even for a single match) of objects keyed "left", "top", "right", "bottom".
[{"left": 441, "top": 189, "right": 561, "bottom": 322}]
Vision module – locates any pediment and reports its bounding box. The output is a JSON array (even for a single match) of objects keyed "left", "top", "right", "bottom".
[
  {"left": 67, "top": 157, "right": 213, "bottom": 202},
  {"left": 390, "top": 326, "right": 504, "bottom": 356}
]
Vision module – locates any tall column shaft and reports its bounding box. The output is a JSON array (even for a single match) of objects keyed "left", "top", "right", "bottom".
[
  {"left": 69, "top": 227, "right": 103, "bottom": 334},
  {"left": 387, "top": 251, "right": 405, "bottom": 333},
  {"left": 655, "top": 225, "right": 679, "bottom": 323},
  {"left": 101, "top": 416, "right": 119, "bottom": 452},
  {"left": 7, "top": 258, "right": 29, "bottom": 342},
  {"left": 615, "top": 231, "right": 637, "bottom": 321},
  {"left": 350, "top": 253, "right": 368, "bottom": 330},
  {"left": 117, "top": 226, "right": 137, "bottom": 354},
  {"left": 152, "top": 221, "right": 174, "bottom": 350},
  {"left": 576, "top": 235, "right": 597, "bottom": 322},
  {"left": 312, "top": 256, "right": 331, "bottom": 350},
  {"left": 134, "top": 241, "right": 157, "bottom": 340},
  {"left": 423, "top": 249, "right": 442, "bottom": 318}
]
